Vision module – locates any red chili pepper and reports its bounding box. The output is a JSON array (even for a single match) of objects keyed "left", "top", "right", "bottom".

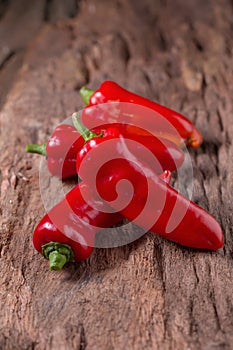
[
  {"left": 34, "top": 168, "right": 171, "bottom": 270},
  {"left": 33, "top": 181, "right": 123, "bottom": 270},
  {"left": 26, "top": 118, "right": 185, "bottom": 178},
  {"left": 80, "top": 81, "right": 202, "bottom": 148},
  {"left": 75, "top": 117, "right": 223, "bottom": 251},
  {"left": 26, "top": 124, "right": 85, "bottom": 178}
]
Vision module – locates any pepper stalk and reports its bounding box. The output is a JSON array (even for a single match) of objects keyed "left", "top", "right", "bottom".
[
  {"left": 79, "top": 86, "right": 95, "bottom": 105},
  {"left": 26, "top": 143, "right": 47, "bottom": 156},
  {"left": 72, "top": 112, "right": 103, "bottom": 142},
  {"left": 42, "top": 242, "right": 75, "bottom": 270}
]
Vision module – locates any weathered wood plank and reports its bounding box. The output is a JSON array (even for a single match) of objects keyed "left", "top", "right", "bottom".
[
  {"left": 0, "top": 0, "right": 46, "bottom": 62},
  {"left": 0, "top": 0, "right": 233, "bottom": 349},
  {"left": 0, "top": 50, "right": 24, "bottom": 108},
  {"left": 0, "top": 0, "right": 82, "bottom": 123}
]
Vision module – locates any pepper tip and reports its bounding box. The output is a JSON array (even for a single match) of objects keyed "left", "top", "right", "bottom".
[{"left": 187, "top": 129, "right": 203, "bottom": 148}]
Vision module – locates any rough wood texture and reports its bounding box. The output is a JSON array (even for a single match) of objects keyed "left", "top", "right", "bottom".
[{"left": 0, "top": 0, "right": 233, "bottom": 349}]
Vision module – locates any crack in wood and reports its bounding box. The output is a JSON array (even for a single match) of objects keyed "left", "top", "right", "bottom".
[
  {"left": 153, "top": 242, "right": 166, "bottom": 292},
  {"left": 79, "top": 323, "right": 87, "bottom": 350},
  {"left": 0, "top": 0, "right": 10, "bottom": 19},
  {"left": 216, "top": 108, "right": 224, "bottom": 133},
  {"left": 44, "top": 0, "right": 52, "bottom": 22},
  {"left": 0, "top": 50, "right": 15, "bottom": 71},
  {"left": 44, "top": 0, "right": 79, "bottom": 23},
  {"left": 158, "top": 30, "right": 168, "bottom": 52}
]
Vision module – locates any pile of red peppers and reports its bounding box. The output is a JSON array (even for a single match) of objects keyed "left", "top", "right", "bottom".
[{"left": 27, "top": 81, "right": 224, "bottom": 270}]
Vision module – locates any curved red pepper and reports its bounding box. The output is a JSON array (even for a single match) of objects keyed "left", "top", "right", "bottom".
[
  {"left": 27, "top": 120, "right": 185, "bottom": 178},
  {"left": 80, "top": 81, "right": 202, "bottom": 147},
  {"left": 34, "top": 168, "right": 171, "bottom": 270},
  {"left": 76, "top": 124, "right": 223, "bottom": 251},
  {"left": 33, "top": 181, "right": 123, "bottom": 270}
]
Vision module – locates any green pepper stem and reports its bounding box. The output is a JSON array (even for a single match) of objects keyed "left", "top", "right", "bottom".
[
  {"left": 42, "top": 242, "right": 75, "bottom": 270},
  {"left": 48, "top": 251, "right": 67, "bottom": 270},
  {"left": 26, "top": 143, "right": 47, "bottom": 156},
  {"left": 72, "top": 112, "right": 102, "bottom": 142},
  {"left": 79, "top": 86, "right": 94, "bottom": 105}
]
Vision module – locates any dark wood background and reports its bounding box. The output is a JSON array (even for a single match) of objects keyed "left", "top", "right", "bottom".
[{"left": 0, "top": 0, "right": 233, "bottom": 349}]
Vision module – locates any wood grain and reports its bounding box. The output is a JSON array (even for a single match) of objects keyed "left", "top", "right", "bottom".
[{"left": 0, "top": 0, "right": 233, "bottom": 349}]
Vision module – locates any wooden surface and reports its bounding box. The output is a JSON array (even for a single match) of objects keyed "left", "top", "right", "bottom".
[{"left": 0, "top": 0, "right": 233, "bottom": 349}]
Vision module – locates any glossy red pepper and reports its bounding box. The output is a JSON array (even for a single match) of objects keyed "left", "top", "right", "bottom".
[
  {"left": 33, "top": 181, "right": 123, "bottom": 270},
  {"left": 76, "top": 119, "right": 223, "bottom": 251},
  {"left": 26, "top": 124, "right": 84, "bottom": 178},
  {"left": 27, "top": 118, "right": 185, "bottom": 178},
  {"left": 34, "top": 168, "right": 171, "bottom": 270},
  {"left": 80, "top": 81, "right": 202, "bottom": 147},
  {"left": 75, "top": 113, "right": 184, "bottom": 171}
]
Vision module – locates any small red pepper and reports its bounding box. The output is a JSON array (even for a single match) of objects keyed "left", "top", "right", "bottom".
[
  {"left": 75, "top": 117, "right": 223, "bottom": 251},
  {"left": 26, "top": 119, "right": 185, "bottom": 178},
  {"left": 33, "top": 181, "right": 123, "bottom": 270},
  {"left": 34, "top": 168, "right": 171, "bottom": 270},
  {"left": 80, "top": 81, "right": 202, "bottom": 148},
  {"left": 26, "top": 124, "right": 85, "bottom": 178}
]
